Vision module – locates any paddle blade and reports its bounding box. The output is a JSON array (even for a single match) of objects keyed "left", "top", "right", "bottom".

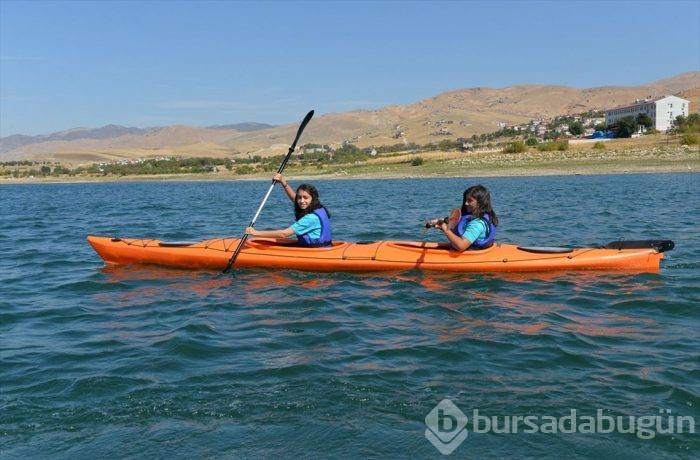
[
  {"left": 604, "top": 240, "right": 675, "bottom": 253},
  {"left": 447, "top": 208, "right": 461, "bottom": 228},
  {"left": 289, "top": 110, "right": 314, "bottom": 152},
  {"left": 278, "top": 110, "right": 315, "bottom": 174}
]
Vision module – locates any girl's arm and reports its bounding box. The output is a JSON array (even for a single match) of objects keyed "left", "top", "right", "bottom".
[
  {"left": 439, "top": 222, "right": 472, "bottom": 252},
  {"left": 273, "top": 173, "right": 296, "bottom": 202},
  {"left": 245, "top": 226, "right": 296, "bottom": 239}
]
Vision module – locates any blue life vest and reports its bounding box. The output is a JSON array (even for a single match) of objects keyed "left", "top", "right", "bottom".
[
  {"left": 298, "top": 207, "right": 332, "bottom": 247},
  {"left": 452, "top": 213, "right": 496, "bottom": 249}
]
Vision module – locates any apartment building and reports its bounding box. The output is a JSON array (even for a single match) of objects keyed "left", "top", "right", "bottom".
[{"left": 605, "top": 95, "right": 690, "bottom": 131}]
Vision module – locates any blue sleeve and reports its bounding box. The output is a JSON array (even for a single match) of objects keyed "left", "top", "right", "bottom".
[
  {"left": 461, "top": 219, "right": 487, "bottom": 244},
  {"left": 290, "top": 213, "right": 321, "bottom": 239}
]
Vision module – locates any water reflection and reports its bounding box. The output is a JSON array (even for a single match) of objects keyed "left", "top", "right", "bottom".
[
  {"left": 561, "top": 314, "right": 659, "bottom": 339},
  {"left": 95, "top": 265, "right": 667, "bottom": 340},
  {"left": 90, "top": 256, "right": 679, "bottom": 389}
]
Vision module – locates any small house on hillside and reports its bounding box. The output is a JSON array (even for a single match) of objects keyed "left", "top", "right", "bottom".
[{"left": 457, "top": 138, "right": 474, "bottom": 151}]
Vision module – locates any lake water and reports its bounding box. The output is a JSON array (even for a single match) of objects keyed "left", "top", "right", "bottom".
[{"left": 1, "top": 173, "right": 698, "bottom": 458}]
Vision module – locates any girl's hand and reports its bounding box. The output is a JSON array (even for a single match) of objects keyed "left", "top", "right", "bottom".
[
  {"left": 425, "top": 216, "right": 449, "bottom": 229},
  {"left": 273, "top": 173, "right": 285, "bottom": 186},
  {"left": 245, "top": 226, "right": 258, "bottom": 236}
]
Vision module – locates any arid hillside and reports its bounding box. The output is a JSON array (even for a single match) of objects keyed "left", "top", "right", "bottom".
[{"left": 2, "top": 71, "right": 698, "bottom": 165}]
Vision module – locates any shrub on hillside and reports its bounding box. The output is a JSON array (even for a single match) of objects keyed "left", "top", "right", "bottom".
[
  {"left": 411, "top": 157, "right": 424, "bottom": 166},
  {"left": 593, "top": 141, "right": 606, "bottom": 150},
  {"left": 538, "top": 141, "right": 569, "bottom": 151},
  {"left": 681, "top": 133, "right": 699, "bottom": 145},
  {"left": 438, "top": 140, "right": 457, "bottom": 151},
  {"left": 236, "top": 165, "right": 256, "bottom": 175},
  {"left": 502, "top": 141, "right": 526, "bottom": 153}
]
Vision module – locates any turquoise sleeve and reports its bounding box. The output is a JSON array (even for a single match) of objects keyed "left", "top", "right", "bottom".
[
  {"left": 461, "top": 219, "right": 487, "bottom": 244},
  {"left": 290, "top": 214, "right": 322, "bottom": 239}
]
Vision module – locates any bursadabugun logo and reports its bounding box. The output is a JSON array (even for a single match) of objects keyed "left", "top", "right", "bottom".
[
  {"left": 425, "top": 400, "right": 697, "bottom": 455},
  {"left": 424, "top": 399, "right": 469, "bottom": 455}
]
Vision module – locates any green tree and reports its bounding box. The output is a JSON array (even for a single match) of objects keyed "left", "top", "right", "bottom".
[
  {"left": 674, "top": 115, "right": 687, "bottom": 130},
  {"left": 674, "top": 113, "right": 700, "bottom": 133},
  {"left": 544, "top": 131, "right": 557, "bottom": 141},
  {"left": 568, "top": 121, "right": 584, "bottom": 136},
  {"left": 335, "top": 144, "right": 361, "bottom": 155},
  {"left": 636, "top": 113, "right": 654, "bottom": 129},
  {"left": 614, "top": 116, "right": 639, "bottom": 138},
  {"left": 526, "top": 137, "right": 539, "bottom": 146},
  {"left": 437, "top": 139, "right": 455, "bottom": 151}
]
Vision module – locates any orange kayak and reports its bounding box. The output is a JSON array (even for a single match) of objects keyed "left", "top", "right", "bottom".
[{"left": 87, "top": 235, "right": 673, "bottom": 273}]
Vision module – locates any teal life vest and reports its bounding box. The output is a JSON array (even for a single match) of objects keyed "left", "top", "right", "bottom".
[
  {"left": 452, "top": 213, "right": 496, "bottom": 249},
  {"left": 298, "top": 207, "right": 332, "bottom": 247}
]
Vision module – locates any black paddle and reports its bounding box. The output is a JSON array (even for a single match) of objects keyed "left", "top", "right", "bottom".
[
  {"left": 222, "top": 110, "right": 314, "bottom": 274},
  {"left": 604, "top": 240, "right": 675, "bottom": 252}
]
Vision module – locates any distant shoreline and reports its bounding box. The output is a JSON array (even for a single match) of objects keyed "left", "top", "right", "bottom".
[
  {"left": 2, "top": 163, "right": 697, "bottom": 185},
  {"left": 2, "top": 145, "right": 698, "bottom": 184}
]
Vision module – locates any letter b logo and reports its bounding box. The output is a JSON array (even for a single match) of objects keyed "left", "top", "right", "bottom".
[
  {"left": 425, "top": 399, "right": 468, "bottom": 455},
  {"left": 438, "top": 409, "right": 458, "bottom": 432}
]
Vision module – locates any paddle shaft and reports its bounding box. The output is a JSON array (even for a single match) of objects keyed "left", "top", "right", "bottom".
[{"left": 222, "top": 110, "right": 314, "bottom": 273}]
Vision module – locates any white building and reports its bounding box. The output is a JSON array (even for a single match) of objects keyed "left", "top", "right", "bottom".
[{"left": 605, "top": 95, "right": 690, "bottom": 131}]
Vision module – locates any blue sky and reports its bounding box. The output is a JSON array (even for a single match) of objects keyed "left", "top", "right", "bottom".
[{"left": 1, "top": 0, "right": 699, "bottom": 136}]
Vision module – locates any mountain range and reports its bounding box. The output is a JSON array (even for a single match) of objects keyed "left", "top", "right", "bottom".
[{"left": 1, "top": 71, "right": 698, "bottom": 165}]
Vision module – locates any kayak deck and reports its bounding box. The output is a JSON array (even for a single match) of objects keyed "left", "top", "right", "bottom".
[{"left": 86, "top": 235, "right": 670, "bottom": 273}]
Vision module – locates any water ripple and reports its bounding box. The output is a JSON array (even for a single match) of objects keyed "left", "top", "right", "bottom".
[{"left": 1, "top": 174, "right": 699, "bottom": 457}]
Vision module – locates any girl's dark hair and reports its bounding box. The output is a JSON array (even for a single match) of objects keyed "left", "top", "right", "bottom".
[
  {"left": 294, "top": 183, "right": 331, "bottom": 220},
  {"left": 461, "top": 184, "right": 498, "bottom": 226}
]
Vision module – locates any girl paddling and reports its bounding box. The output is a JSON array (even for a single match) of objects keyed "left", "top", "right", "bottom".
[
  {"left": 245, "top": 173, "right": 332, "bottom": 247},
  {"left": 429, "top": 184, "right": 498, "bottom": 251}
]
